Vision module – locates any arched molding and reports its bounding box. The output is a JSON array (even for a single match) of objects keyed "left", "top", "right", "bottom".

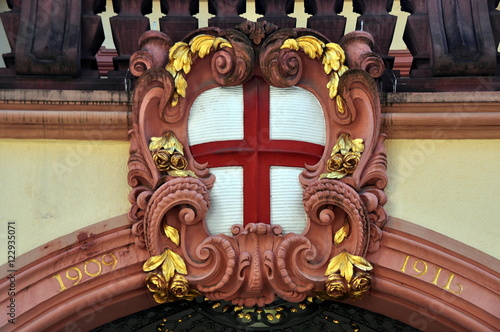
[{"left": 1, "top": 216, "right": 498, "bottom": 331}]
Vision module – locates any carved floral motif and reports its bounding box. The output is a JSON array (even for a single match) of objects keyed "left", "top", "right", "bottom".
[
  {"left": 321, "top": 133, "right": 364, "bottom": 179},
  {"left": 319, "top": 250, "right": 373, "bottom": 300},
  {"left": 128, "top": 25, "right": 387, "bottom": 307},
  {"left": 236, "top": 20, "right": 278, "bottom": 45},
  {"left": 150, "top": 132, "right": 196, "bottom": 177}
]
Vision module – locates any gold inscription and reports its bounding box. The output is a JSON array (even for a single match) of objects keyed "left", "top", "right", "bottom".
[
  {"left": 52, "top": 253, "right": 118, "bottom": 292},
  {"left": 399, "top": 254, "right": 463, "bottom": 295}
]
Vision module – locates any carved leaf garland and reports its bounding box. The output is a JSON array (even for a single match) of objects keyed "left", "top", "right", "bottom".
[
  {"left": 325, "top": 251, "right": 373, "bottom": 283},
  {"left": 281, "top": 35, "right": 349, "bottom": 111},
  {"left": 143, "top": 250, "right": 169, "bottom": 272},
  {"left": 166, "top": 34, "right": 233, "bottom": 106}
]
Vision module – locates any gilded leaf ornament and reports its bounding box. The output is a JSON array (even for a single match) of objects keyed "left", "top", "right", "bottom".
[
  {"left": 325, "top": 250, "right": 373, "bottom": 281},
  {"left": 143, "top": 248, "right": 198, "bottom": 303},
  {"left": 334, "top": 218, "right": 350, "bottom": 245},
  {"left": 166, "top": 35, "right": 233, "bottom": 106},
  {"left": 320, "top": 133, "right": 365, "bottom": 179},
  {"left": 163, "top": 225, "right": 180, "bottom": 245},
  {"left": 281, "top": 36, "right": 349, "bottom": 113},
  {"left": 317, "top": 251, "right": 373, "bottom": 300}
]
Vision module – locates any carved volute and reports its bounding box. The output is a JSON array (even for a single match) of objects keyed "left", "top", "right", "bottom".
[{"left": 128, "top": 23, "right": 387, "bottom": 307}]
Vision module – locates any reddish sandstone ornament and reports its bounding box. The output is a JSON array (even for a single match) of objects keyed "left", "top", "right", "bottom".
[{"left": 128, "top": 22, "right": 387, "bottom": 306}]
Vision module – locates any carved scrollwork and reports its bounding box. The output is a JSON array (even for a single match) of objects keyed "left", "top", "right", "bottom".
[
  {"left": 188, "top": 225, "right": 322, "bottom": 307},
  {"left": 212, "top": 29, "right": 255, "bottom": 86},
  {"left": 129, "top": 30, "right": 173, "bottom": 77},
  {"left": 129, "top": 23, "right": 387, "bottom": 307},
  {"left": 340, "top": 31, "right": 385, "bottom": 79},
  {"left": 145, "top": 177, "right": 210, "bottom": 255},
  {"left": 260, "top": 29, "right": 303, "bottom": 87},
  {"left": 303, "top": 179, "right": 369, "bottom": 256}
]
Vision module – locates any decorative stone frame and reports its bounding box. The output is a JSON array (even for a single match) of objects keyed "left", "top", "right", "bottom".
[{"left": 128, "top": 23, "right": 388, "bottom": 306}]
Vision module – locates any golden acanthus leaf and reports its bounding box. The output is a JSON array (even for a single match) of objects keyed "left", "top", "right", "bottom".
[
  {"left": 334, "top": 218, "right": 350, "bottom": 245},
  {"left": 327, "top": 71, "right": 340, "bottom": 99},
  {"left": 168, "top": 250, "right": 188, "bottom": 275},
  {"left": 323, "top": 43, "right": 345, "bottom": 72},
  {"left": 296, "top": 36, "right": 325, "bottom": 59},
  {"left": 319, "top": 170, "right": 346, "bottom": 180},
  {"left": 163, "top": 225, "right": 180, "bottom": 246},
  {"left": 280, "top": 35, "right": 347, "bottom": 106},
  {"left": 325, "top": 251, "right": 373, "bottom": 283},
  {"left": 190, "top": 34, "right": 216, "bottom": 58},
  {"left": 149, "top": 132, "right": 184, "bottom": 155},
  {"left": 338, "top": 64, "right": 348, "bottom": 76},
  {"left": 336, "top": 95, "right": 346, "bottom": 114},
  {"left": 332, "top": 133, "right": 364, "bottom": 156},
  {"left": 167, "top": 170, "right": 198, "bottom": 178},
  {"left": 168, "top": 42, "right": 191, "bottom": 73},
  {"left": 174, "top": 73, "right": 188, "bottom": 98},
  {"left": 281, "top": 38, "right": 299, "bottom": 51},
  {"left": 165, "top": 35, "right": 232, "bottom": 107},
  {"left": 162, "top": 252, "right": 176, "bottom": 280},
  {"left": 213, "top": 37, "right": 232, "bottom": 49},
  {"left": 143, "top": 250, "right": 169, "bottom": 272},
  {"left": 149, "top": 135, "right": 168, "bottom": 151}
]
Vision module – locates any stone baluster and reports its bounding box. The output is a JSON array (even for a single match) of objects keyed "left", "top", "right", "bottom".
[
  {"left": 110, "top": 0, "right": 152, "bottom": 72},
  {"left": 426, "top": 0, "right": 496, "bottom": 76},
  {"left": 400, "top": 0, "right": 431, "bottom": 77},
  {"left": 256, "top": 0, "right": 296, "bottom": 29},
  {"left": 353, "top": 0, "right": 397, "bottom": 69},
  {"left": 208, "top": 0, "right": 246, "bottom": 29},
  {"left": 81, "top": 0, "right": 106, "bottom": 76},
  {"left": 159, "top": 0, "right": 199, "bottom": 42},
  {"left": 0, "top": 0, "right": 21, "bottom": 69},
  {"left": 304, "top": 0, "right": 346, "bottom": 42},
  {"left": 488, "top": 0, "right": 500, "bottom": 75},
  {"left": 490, "top": 0, "right": 500, "bottom": 47},
  {"left": 14, "top": 0, "right": 82, "bottom": 76}
]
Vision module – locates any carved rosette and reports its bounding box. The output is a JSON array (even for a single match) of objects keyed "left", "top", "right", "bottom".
[{"left": 128, "top": 24, "right": 387, "bottom": 306}]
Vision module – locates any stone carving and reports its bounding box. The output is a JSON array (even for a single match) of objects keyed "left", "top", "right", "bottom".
[{"left": 128, "top": 23, "right": 387, "bottom": 306}]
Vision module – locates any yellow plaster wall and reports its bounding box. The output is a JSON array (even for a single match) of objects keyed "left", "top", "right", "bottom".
[
  {"left": 1, "top": 138, "right": 499, "bottom": 266},
  {"left": 0, "top": 139, "right": 130, "bottom": 265},
  {"left": 385, "top": 139, "right": 500, "bottom": 258}
]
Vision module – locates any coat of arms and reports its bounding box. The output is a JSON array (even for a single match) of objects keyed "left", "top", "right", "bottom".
[{"left": 128, "top": 22, "right": 387, "bottom": 308}]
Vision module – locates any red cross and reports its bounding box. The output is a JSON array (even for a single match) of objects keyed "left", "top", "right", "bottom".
[{"left": 191, "top": 77, "right": 323, "bottom": 225}]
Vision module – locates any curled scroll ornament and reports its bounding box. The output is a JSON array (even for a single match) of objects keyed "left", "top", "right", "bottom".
[{"left": 129, "top": 26, "right": 387, "bottom": 306}]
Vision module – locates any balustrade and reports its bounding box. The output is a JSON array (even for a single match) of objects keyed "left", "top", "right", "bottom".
[
  {"left": 160, "top": 0, "right": 199, "bottom": 42},
  {"left": 304, "top": 0, "right": 346, "bottom": 42},
  {"left": 208, "top": 0, "right": 245, "bottom": 29},
  {"left": 81, "top": 0, "right": 106, "bottom": 75},
  {"left": 0, "top": 0, "right": 498, "bottom": 91}
]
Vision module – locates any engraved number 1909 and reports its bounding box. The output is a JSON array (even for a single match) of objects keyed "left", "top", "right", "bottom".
[{"left": 52, "top": 253, "right": 118, "bottom": 292}]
